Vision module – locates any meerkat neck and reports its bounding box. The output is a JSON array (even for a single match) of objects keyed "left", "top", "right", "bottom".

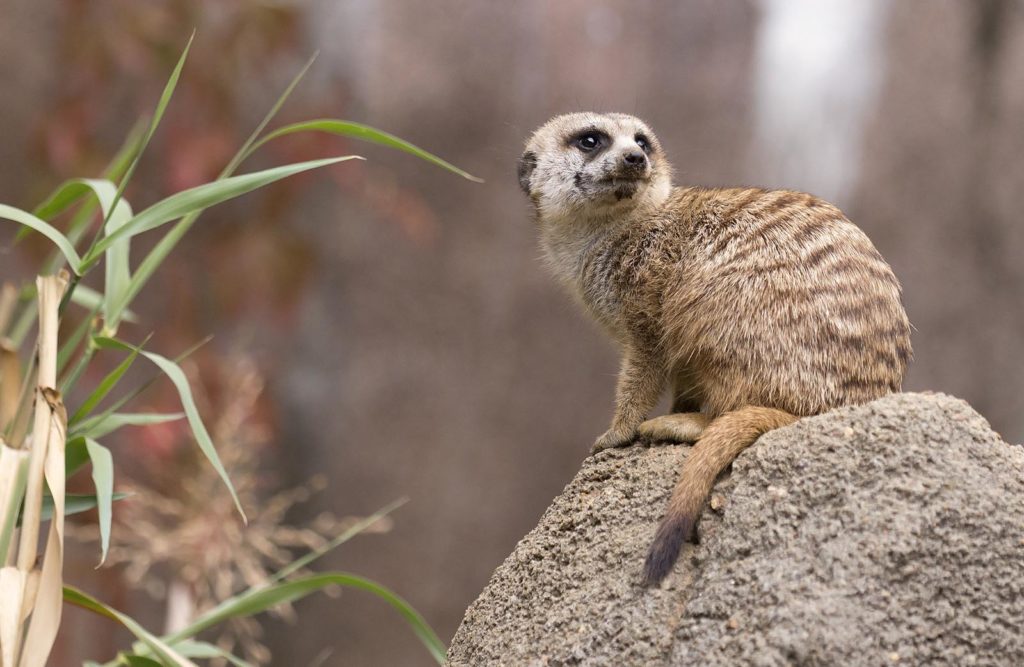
[{"left": 539, "top": 207, "right": 640, "bottom": 289}]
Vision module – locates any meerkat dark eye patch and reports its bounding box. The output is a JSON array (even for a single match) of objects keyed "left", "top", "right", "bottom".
[
  {"left": 635, "top": 134, "right": 651, "bottom": 153},
  {"left": 517, "top": 151, "right": 538, "bottom": 194},
  {"left": 566, "top": 128, "right": 608, "bottom": 155}
]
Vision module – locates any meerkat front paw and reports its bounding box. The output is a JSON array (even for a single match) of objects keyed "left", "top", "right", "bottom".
[
  {"left": 591, "top": 427, "right": 637, "bottom": 455},
  {"left": 637, "top": 412, "right": 708, "bottom": 443}
]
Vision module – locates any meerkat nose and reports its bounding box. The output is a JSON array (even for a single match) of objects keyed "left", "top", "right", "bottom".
[{"left": 622, "top": 151, "right": 647, "bottom": 168}]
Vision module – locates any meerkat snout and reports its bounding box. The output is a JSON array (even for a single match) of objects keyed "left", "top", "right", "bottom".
[{"left": 622, "top": 150, "right": 647, "bottom": 168}]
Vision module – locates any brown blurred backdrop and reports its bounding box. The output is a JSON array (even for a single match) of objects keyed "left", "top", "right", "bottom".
[{"left": 2, "top": 1, "right": 1023, "bottom": 665}]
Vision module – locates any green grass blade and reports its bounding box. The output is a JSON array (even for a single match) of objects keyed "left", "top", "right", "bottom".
[
  {"left": 41, "top": 179, "right": 137, "bottom": 331},
  {"left": 105, "top": 56, "right": 318, "bottom": 320},
  {"left": 63, "top": 585, "right": 119, "bottom": 620},
  {"left": 122, "top": 656, "right": 164, "bottom": 667},
  {"left": 7, "top": 284, "right": 36, "bottom": 347},
  {"left": 23, "top": 118, "right": 147, "bottom": 257},
  {"left": 60, "top": 340, "right": 96, "bottom": 396},
  {"left": 107, "top": 219, "right": 187, "bottom": 329},
  {"left": 101, "top": 198, "right": 135, "bottom": 335},
  {"left": 69, "top": 285, "right": 106, "bottom": 315},
  {"left": 85, "top": 438, "right": 114, "bottom": 565},
  {"left": 11, "top": 122, "right": 146, "bottom": 344},
  {"left": 63, "top": 585, "right": 198, "bottom": 667},
  {"left": 0, "top": 445, "right": 30, "bottom": 564},
  {"left": 72, "top": 411, "right": 184, "bottom": 440},
  {"left": 66, "top": 436, "right": 89, "bottom": 478},
  {"left": 69, "top": 334, "right": 151, "bottom": 425},
  {"left": 248, "top": 119, "right": 482, "bottom": 182},
  {"left": 69, "top": 285, "right": 137, "bottom": 323},
  {"left": 31, "top": 178, "right": 122, "bottom": 222},
  {"left": 170, "top": 640, "right": 253, "bottom": 667},
  {"left": 20, "top": 492, "right": 128, "bottom": 525},
  {"left": 0, "top": 203, "right": 83, "bottom": 273},
  {"left": 74, "top": 336, "right": 209, "bottom": 443},
  {"left": 222, "top": 52, "right": 318, "bottom": 178},
  {"left": 140, "top": 350, "right": 245, "bottom": 521},
  {"left": 100, "top": 32, "right": 194, "bottom": 234},
  {"left": 57, "top": 303, "right": 99, "bottom": 375},
  {"left": 166, "top": 573, "right": 446, "bottom": 665},
  {"left": 270, "top": 498, "right": 406, "bottom": 584},
  {"left": 32, "top": 179, "right": 95, "bottom": 220},
  {"left": 94, "top": 337, "right": 245, "bottom": 522},
  {"left": 83, "top": 156, "right": 362, "bottom": 271}
]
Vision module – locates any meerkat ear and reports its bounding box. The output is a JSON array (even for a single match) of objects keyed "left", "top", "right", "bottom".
[{"left": 517, "top": 151, "right": 537, "bottom": 195}]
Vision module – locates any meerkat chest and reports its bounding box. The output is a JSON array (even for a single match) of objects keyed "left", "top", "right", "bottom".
[{"left": 542, "top": 228, "right": 643, "bottom": 336}]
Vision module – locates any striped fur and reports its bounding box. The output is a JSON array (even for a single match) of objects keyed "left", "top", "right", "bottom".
[{"left": 520, "top": 113, "right": 912, "bottom": 586}]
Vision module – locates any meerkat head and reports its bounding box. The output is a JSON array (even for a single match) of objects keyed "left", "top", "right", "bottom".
[{"left": 518, "top": 112, "right": 672, "bottom": 222}]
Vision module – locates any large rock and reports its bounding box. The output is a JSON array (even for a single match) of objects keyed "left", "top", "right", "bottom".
[{"left": 448, "top": 393, "right": 1024, "bottom": 666}]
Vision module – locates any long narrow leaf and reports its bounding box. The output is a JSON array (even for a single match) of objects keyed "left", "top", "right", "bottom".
[
  {"left": 170, "top": 640, "right": 252, "bottom": 667},
  {"left": 57, "top": 303, "right": 99, "bottom": 375},
  {"left": 35, "top": 119, "right": 148, "bottom": 261},
  {"left": 59, "top": 341, "right": 96, "bottom": 396},
  {"left": 101, "top": 192, "right": 135, "bottom": 335},
  {"left": 19, "top": 492, "right": 129, "bottom": 525},
  {"left": 29, "top": 182, "right": 135, "bottom": 331},
  {"left": 110, "top": 56, "right": 318, "bottom": 324},
  {"left": 70, "top": 285, "right": 136, "bottom": 322},
  {"left": 223, "top": 53, "right": 318, "bottom": 178},
  {"left": 72, "top": 411, "right": 183, "bottom": 440},
  {"left": 249, "top": 119, "right": 482, "bottom": 181},
  {"left": 71, "top": 336, "right": 209, "bottom": 448},
  {"left": 94, "top": 337, "right": 245, "bottom": 521},
  {"left": 100, "top": 32, "right": 194, "bottom": 235},
  {"left": 83, "top": 156, "right": 362, "bottom": 268},
  {"left": 0, "top": 445, "right": 30, "bottom": 564},
  {"left": 140, "top": 350, "right": 245, "bottom": 520},
  {"left": 31, "top": 178, "right": 123, "bottom": 223},
  {"left": 0, "top": 204, "right": 82, "bottom": 273},
  {"left": 81, "top": 33, "right": 191, "bottom": 333},
  {"left": 11, "top": 122, "right": 146, "bottom": 347},
  {"left": 63, "top": 586, "right": 198, "bottom": 667},
  {"left": 270, "top": 498, "right": 405, "bottom": 584},
  {"left": 84, "top": 439, "right": 114, "bottom": 565},
  {"left": 69, "top": 334, "right": 151, "bottom": 425},
  {"left": 67, "top": 285, "right": 107, "bottom": 313},
  {"left": 166, "top": 573, "right": 446, "bottom": 665},
  {"left": 65, "top": 436, "right": 89, "bottom": 478},
  {"left": 121, "top": 657, "right": 164, "bottom": 667}
]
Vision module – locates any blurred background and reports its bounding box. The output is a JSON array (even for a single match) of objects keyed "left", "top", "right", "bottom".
[{"left": 1, "top": 0, "right": 1023, "bottom": 665}]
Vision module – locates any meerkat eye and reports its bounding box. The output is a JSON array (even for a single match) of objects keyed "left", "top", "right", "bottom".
[
  {"left": 575, "top": 132, "right": 602, "bottom": 152},
  {"left": 635, "top": 134, "right": 651, "bottom": 153}
]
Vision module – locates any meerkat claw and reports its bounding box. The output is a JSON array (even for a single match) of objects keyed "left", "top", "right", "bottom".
[
  {"left": 637, "top": 412, "right": 708, "bottom": 444},
  {"left": 591, "top": 428, "right": 637, "bottom": 455}
]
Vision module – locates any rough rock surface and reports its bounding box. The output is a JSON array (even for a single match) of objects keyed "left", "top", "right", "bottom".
[{"left": 448, "top": 393, "right": 1024, "bottom": 666}]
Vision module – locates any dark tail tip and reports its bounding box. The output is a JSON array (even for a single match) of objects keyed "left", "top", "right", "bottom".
[{"left": 642, "top": 514, "right": 694, "bottom": 587}]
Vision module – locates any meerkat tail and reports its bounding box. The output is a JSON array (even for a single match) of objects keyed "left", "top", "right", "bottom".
[{"left": 642, "top": 405, "right": 797, "bottom": 586}]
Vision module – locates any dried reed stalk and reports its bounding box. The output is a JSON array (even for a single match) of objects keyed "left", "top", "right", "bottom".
[{"left": 0, "top": 273, "right": 67, "bottom": 667}]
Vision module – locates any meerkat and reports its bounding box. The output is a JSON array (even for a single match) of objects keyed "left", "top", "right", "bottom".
[{"left": 518, "top": 112, "right": 912, "bottom": 586}]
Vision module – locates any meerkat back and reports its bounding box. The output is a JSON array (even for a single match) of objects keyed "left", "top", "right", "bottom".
[{"left": 662, "top": 187, "right": 912, "bottom": 417}]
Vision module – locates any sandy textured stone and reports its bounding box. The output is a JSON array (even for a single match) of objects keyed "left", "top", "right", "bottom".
[{"left": 448, "top": 393, "right": 1024, "bottom": 666}]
